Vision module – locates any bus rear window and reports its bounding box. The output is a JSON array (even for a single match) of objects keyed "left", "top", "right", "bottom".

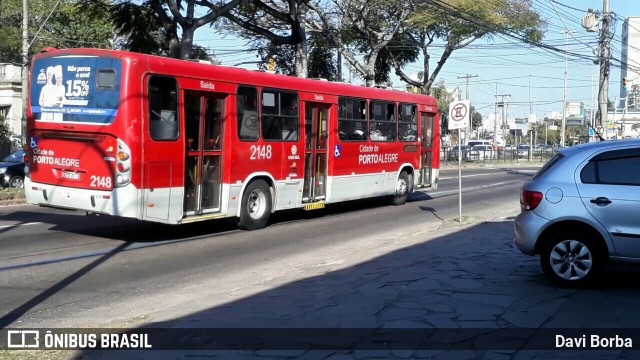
[{"left": 97, "top": 69, "right": 116, "bottom": 88}]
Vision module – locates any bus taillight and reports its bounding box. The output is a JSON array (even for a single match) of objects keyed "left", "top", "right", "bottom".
[
  {"left": 23, "top": 143, "right": 30, "bottom": 176},
  {"left": 115, "top": 139, "right": 131, "bottom": 187}
]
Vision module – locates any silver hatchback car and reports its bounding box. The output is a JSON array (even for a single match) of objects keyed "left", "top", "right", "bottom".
[{"left": 515, "top": 139, "right": 640, "bottom": 287}]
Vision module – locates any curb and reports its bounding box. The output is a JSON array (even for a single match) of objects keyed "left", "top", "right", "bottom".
[{"left": 0, "top": 198, "right": 27, "bottom": 207}]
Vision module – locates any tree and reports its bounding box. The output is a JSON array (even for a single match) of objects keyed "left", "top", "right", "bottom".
[
  {"left": 0, "top": 0, "right": 115, "bottom": 63},
  {"left": 307, "top": 34, "right": 338, "bottom": 80},
  {"left": 471, "top": 106, "right": 482, "bottom": 131},
  {"left": 252, "top": 32, "right": 337, "bottom": 79},
  {"left": 109, "top": 0, "right": 243, "bottom": 59},
  {"left": 395, "top": 0, "right": 545, "bottom": 94},
  {"left": 256, "top": 41, "right": 297, "bottom": 75},
  {"left": 190, "top": 44, "right": 219, "bottom": 62},
  {"left": 306, "top": 0, "right": 411, "bottom": 87},
  {"left": 221, "top": 0, "right": 310, "bottom": 77},
  {"left": 108, "top": 1, "right": 165, "bottom": 54},
  {"left": 373, "top": 32, "right": 419, "bottom": 86},
  {"left": 430, "top": 81, "right": 455, "bottom": 136}
]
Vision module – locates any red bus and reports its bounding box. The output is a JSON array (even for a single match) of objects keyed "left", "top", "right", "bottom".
[{"left": 25, "top": 47, "right": 440, "bottom": 230}]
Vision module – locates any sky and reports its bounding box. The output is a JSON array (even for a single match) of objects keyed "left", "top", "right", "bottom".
[{"left": 193, "top": 0, "right": 640, "bottom": 121}]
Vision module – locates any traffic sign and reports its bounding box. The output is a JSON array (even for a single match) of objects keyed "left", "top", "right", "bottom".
[
  {"left": 448, "top": 100, "right": 470, "bottom": 130},
  {"left": 588, "top": 128, "right": 595, "bottom": 136}
]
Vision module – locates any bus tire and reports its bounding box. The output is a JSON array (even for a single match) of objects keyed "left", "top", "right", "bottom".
[
  {"left": 238, "top": 179, "right": 272, "bottom": 230},
  {"left": 391, "top": 171, "right": 409, "bottom": 206}
]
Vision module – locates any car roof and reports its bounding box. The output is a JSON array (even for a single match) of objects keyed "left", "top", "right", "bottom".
[{"left": 560, "top": 139, "right": 640, "bottom": 156}]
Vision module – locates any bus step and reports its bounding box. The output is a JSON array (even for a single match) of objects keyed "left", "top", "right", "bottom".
[
  {"left": 303, "top": 202, "right": 325, "bottom": 211},
  {"left": 181, "top": 212, "right": 227, "bottom": 223}
]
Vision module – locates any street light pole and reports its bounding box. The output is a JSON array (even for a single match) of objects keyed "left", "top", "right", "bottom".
[{"left": 21, "top": 0, "right": 29, "bottom": 145}]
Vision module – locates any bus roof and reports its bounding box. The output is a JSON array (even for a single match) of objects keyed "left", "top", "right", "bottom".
[{"left": 33, "top": 47, "right": 438, "bottom": 107}]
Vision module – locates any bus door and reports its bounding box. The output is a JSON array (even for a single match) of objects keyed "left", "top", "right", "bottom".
[
  {"left": 419, "top": 112, "right": 435, "bottom": 187},
  {"left": 183, "top": 91, "right": 224, "bottom": 216},
  {"left": 302, "top": 102, "right": 329, "bottom": 204}
]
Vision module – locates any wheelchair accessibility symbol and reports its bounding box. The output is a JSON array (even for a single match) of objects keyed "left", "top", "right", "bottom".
[
  {"left": 334, "top": 144, "right": 341, "bottom": 158},
  {"left": 30, "top": 136, "right": 38, "bottom": 149}
]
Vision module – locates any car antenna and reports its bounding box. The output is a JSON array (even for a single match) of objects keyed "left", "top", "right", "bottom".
[{"left": 587, "top": 122, "right": 605, "bottom": 141}]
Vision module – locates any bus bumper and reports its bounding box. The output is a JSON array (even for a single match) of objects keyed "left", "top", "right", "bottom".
[{"left": 25, "top": 177, "right": 141, "bottom": 219}]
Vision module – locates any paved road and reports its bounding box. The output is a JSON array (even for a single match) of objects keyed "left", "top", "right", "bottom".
[{"left": 5, "top": 166, "right": 638, "bottom": 358}]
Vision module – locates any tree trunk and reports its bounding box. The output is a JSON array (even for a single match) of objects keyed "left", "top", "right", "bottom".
[
  {"left": 364, "top": 52, "right": 378, "bottom": 87},
  {"left": 180, "top": 26, "right": 195, "bottom": 59},
  {"left": 295, "top": 29, "right": 308, "bottom": 77},
  {"left": 166, "top": 23, "right": 180, "bottom": 59}
]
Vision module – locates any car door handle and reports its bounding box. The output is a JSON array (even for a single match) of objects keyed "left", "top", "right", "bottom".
[{"left": 590, "top": 197, "right": 612, "bottom": 206}]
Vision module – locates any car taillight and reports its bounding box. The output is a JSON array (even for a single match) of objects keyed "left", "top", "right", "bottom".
[{"left": 521, "top": 189, "right": 543, "bottom": 211}]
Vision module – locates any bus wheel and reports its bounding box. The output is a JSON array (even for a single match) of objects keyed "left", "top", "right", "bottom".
[
  {"left": 238, "top": 180, "right": 272, "bottom": 230},
  {"left": 391, "top": 171, "right": 409, "bottom": 206}
]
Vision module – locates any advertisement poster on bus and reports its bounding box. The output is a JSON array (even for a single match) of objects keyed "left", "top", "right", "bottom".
[{"left": 30, "top": 56, "right": 122, "bottom": 124}]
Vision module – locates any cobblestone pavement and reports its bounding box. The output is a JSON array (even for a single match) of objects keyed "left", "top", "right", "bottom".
[{"left": 66, "top": 207, "right": 640, "bottom": 360}]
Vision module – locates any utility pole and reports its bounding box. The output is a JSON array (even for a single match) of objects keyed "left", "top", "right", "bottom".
[
  {"left": 458, "top": 74, "right": 478, "bottom": 137},
  {"left": 21, "top": 0, "right": 29, "bottom": 145},
  {"left": 337, "top": 15, "right": 342, "bottom": 82},
  {"left": 598, "top": 0, "right": 611, "bottom": 135},
  {"left": 493, "top": 84, "right": 498, "bottom": 147},
  {"left": 529, "top": 75, "right": 536, "bottom": 146},
  {"left": 588, "top": 73, "right": 598, "bottom": 141},
  {"left": 560, "top": 29, "right": 574, "bottom": 147},
  {"left": 495, "top": 93, "right": 510, "bottom": 151}
]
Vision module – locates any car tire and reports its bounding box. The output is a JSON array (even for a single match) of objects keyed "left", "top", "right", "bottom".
[
  {"left": 8, "top": 176, "right": 24, "bottom": 189},
  {"left": 540, "top": 232, "right": 602, "bottom": 287},
  {"left": 390, "top": 171, "right": 409, "bottom": 206},
  {"left": 238, "top": 179, "right": 272, "bottom": 230}
]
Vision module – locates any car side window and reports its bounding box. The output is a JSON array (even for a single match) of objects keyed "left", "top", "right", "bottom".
[
  {"left": 598, "top": 156, "right": 640, "bottom": 185},
  {"left": 581, "top": 153, "right": 640, "bottom": 186}
]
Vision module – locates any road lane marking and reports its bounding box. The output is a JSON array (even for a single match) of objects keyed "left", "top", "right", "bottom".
[
  {"left": 439, "top": 169, "right": 536, "bottom": 180},
  {"left": 421, "top": 180, "right": 521, "bottom": 198},
  {"left": 1, "top": 181, "right": 524, "bottom": 271},
  {"left": 0, "top": 229, "right": 240, "bottom": 272},
  {"left": 0, "top": 222, "right": 43, "bottom": 229}
]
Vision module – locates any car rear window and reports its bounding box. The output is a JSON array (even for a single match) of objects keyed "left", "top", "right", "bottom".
[{"left": 531, "top": 153, "right": 563, "bottom": 180}]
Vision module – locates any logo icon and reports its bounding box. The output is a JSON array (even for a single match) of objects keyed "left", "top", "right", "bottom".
[
  {"left": 334, "top": 144, "right": 341, "bottom": 157},
  {"left": 7, "top": 330, "right": 40, "bottom": 348},
  {"left": 291, "top": 145, "right": 298, "bottom": 156},
  {"left": 30, "top": 136, "right": 39, "bottom": 149}
]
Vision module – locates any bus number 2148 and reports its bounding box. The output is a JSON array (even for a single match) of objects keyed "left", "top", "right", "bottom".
[
  {"left": 90, "top": 175, "right": 112, "bottom": 188},
  {"left": 250, "top": 145, "right": 272, "bottom": 160}
]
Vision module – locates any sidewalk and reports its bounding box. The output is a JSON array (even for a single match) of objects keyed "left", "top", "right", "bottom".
[
  {"left": 70, "top": 203, "right": 592, "bottom": 359},
  {"left": 17, "top": 199, "right": 634, "bottom": 359}
]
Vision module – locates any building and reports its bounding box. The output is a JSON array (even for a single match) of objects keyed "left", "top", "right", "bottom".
[{"left": 0, "top": 63, "right": 24, "bottom": 148}]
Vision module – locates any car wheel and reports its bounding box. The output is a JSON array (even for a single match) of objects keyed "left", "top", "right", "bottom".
[
  {"left": 8, "top": 176, "right": 24, "bottom": 189},
  {"left": 540, "top": 232, "right": 602, "bottom": 287},
  {"left": 390, "top": 171, "right": 409, "bottom": 206},
  {"left": 238, "top": 179, "right": 272, "bottom": 230}
]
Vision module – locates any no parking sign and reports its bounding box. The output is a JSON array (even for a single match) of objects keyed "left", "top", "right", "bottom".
[{"left": 448, "top": 100, "right": 470, "bottom": 130}]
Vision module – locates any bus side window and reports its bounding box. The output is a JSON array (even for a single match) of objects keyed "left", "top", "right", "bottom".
[
  {"left": 237, "top": 86, "right": 259, "bottom": 140},
  {"left": 338, "top": 97, "right": 367, "bottom": 141},
  {"left": 149, "top": 76, "right": 179, "bottom": 140},
  {"left": 261, "top": 89, "right": 298, "bottom": 141},
  {"left": 399, "top": 103, "right": 417, "bottom": 142}
]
